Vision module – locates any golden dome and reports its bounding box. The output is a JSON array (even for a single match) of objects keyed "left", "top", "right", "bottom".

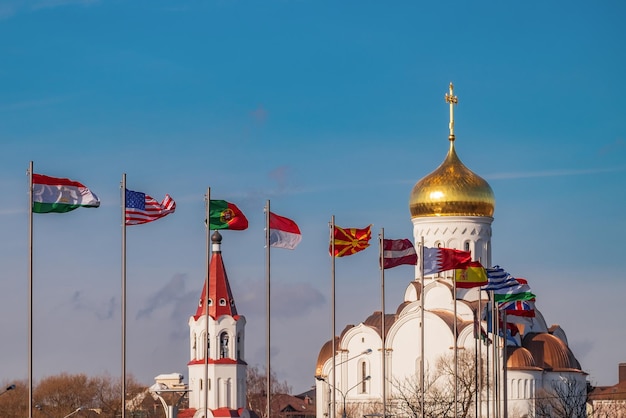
[{"left": 409, "top": 139, "right": 495, "bottom": 218}]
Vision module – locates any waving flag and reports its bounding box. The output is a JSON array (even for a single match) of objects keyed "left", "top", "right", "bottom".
[
  {"left": 208, "top": 200, "right": 248, "bottom": 230},
  {"left": 269, "top": 212, "right": 301, "bottom": 250},
  {"left": 499, "top": 299, "right": 536, "bottom": 317},
  {"left": 32, "top": 173, "right": 100, "bottom": 213},
  {"left": 331, "top": 225, "right": 371, "bottom": 257},
  {"left": 125, "top": 189, "right": 175, "bottom": 225},
  {"left": 484, "top": 267, "right": 536, "bottom": 303},
  {"left": 382, "top": 238, "right": 417, "bottom": 269},
  {"left": 423, "top": 247, "right": 471, "bottom": 275},
  {"left": 454, "top": 261, "right": 488, "bottom": 288}
]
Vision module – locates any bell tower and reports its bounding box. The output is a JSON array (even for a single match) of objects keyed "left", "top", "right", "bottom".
[{"left": 187, "top": 231, "right": 250, "bottom": 418}]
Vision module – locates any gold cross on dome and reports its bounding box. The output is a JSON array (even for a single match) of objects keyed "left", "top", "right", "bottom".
[{"left": 445, "top": 82, "right": 458, "bottom": 138}]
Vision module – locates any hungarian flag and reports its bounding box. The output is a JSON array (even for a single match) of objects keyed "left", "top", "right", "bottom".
[
  {"left": 382, "top": 238, "right": 417, "bottom": 269},
  {"left": 331, "top": 225, "right": 371, "bottom": 257},
  {"left": 269, "top": 212, "right": 301, "bottom": 250},
  {"left": 454, "top": 261, "right": 488, "bottom": 288},
  {"left": 125, "top": 189, "right": 176, "bottom": 225},
  {"left": 208, "top": 200, "right": 248, "bottom": 230},
  {"left": 423, "top": 247, "right": 471, "bottom": 275},
  {"left": 32, "top": 173, "right": 100, "bottom": 213}
]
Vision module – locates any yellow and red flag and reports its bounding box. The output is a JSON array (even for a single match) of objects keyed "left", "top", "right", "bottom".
[
  {"left": 454, "top": 260, "right": 488, "bottom": 288},
  {"left": 331, "top": 225, "right": 372, "bottom": 257}
]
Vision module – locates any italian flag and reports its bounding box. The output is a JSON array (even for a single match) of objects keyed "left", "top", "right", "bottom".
[{"left": 32, "top": 173, "right": 100, "bottom": 213}]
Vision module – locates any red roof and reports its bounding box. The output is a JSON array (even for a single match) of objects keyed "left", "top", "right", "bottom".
[{"left": 194, "top": 231, "right": 238, "bottom": 321}]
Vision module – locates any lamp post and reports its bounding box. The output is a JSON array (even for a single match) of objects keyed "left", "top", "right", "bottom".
[
  {"left": 0, "top": 384, "right": 15, "bottom": 396},
  {"left": 316, "top": 348, "right": 372, "bottom": 418},
  {"left": 317, "top": 375, "right": 371, "bottom": 418},
  {"left": 61, "top": 407, "right": 101, "bottom": 418}
]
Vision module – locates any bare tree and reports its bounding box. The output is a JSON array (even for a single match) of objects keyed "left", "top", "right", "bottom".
[
  {"left": 0, "top": 380, "right": 28, "bottom": 418},
  {"left": 246, "top": 365, "right": 292, "bottom": 418},
  {"left": 390, "top": 350, "right": 486, "bottom": 418},
  {"left": 531, "top": 377, "right": 587, "bottom": 418}
]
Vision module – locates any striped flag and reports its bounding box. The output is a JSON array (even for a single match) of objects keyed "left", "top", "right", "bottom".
[
  {"left": 32, "top": 173, "right": 100, "bottom": 213},
  {"left": 125, "top": 189, "right": 176, "bottom": 225},
  {"left": 484, "top": 266, "right": 536, "bottom": 303},
  {"left": 454, "top": 261, "right": 488, "bottom": 288},
  {"left": 382, "top": 238, "right": 417, "bottom": 269},
  {"left": 269, "top": 212, "right": 302, "bottom": 250}
]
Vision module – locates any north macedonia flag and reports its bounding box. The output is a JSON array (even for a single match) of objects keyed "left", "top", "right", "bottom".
[{"left": 331, "top": 224, "right": 372, "bottom": 257}]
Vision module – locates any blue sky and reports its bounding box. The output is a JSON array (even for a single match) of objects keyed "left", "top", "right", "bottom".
[{"left": 1, "top": 0, "right": 625, "bottom": 394}]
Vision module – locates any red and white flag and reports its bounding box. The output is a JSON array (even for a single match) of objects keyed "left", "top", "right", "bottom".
[
  {"left": 125, "top": 189, "right": 176, "bottom": 225},
  {"left": 269, "top": 212, "right": 301, "bottom": 250},
  {"left": 382, "top": 238, "right": 417, "bottom": 269},
  {"left": 423, "top": 247, "right": 471, "bottom": 275}
]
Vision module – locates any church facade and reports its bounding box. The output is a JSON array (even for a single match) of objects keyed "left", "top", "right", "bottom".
[{"left": 314, "top": 84, "right": 587, "bottom": 418}]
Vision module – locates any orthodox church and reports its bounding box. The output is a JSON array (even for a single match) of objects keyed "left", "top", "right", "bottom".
[
  {"left": 314, "top": 84, "right": 587, "bottom": 418},
  {"left": 183, "top": 231, "right": 252, "bottom": 418}
]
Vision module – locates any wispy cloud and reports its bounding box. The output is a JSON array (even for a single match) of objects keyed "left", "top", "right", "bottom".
[
  {"left": 0, "top": 96, "right": 70, "bottom": 112},
  {"left": 31, "top": 0, "right": 99, "bottom": 11},
  {"left": 70, "top": 291, "right": 116, "bottom": 320},
  {"left": 235, "top": 278, "right": 325, "bottom": 318},
  {"left": 0, "top": 0, "right": 98, "bottom": 19},
  {"left": 485, "top": 166, "right": 626, "bottom": 180}
]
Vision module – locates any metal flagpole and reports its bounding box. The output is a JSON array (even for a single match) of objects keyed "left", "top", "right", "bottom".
[
  {"left": 453, "top": 270, "right": 458, "bottom": 418},
  {"left": 330, "top": 216, "right": 336, "bottom": 418},
  {"left": 485, "top": 302, "right": 490, "bottom": 418},
  {"left": 474, "top": 306, "right": 481, "bottom": 418},
  {"left": 477, "top": 297, "right": 482, "bottom": 418},
  {"left": 204, "top": 189, "right": 211, "bottom": 418},
  {"left": 419, "top": 236, "right": 425, "bottom": 418},
  {"left": 121, "top": 174, "right": 127, "bottom": 418},
  {"left": 27, "top": 161, "right": 34, "bottom": 418},
  {"left": 265, "top": 201, "right": 271, "bottom": 418},
  {"left": 492, "top": 294, "right": 499, "bottom": 418},
  {"left": 379, "top": 229, "right": 386, "bottom": 418},
  {"left": 498, "top": 309, "right": 508, "bottom": 417}
]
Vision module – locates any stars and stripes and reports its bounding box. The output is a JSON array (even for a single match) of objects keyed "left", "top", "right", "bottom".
[{"left": 125, "top": 189, "right": 176, "bottom": 225}]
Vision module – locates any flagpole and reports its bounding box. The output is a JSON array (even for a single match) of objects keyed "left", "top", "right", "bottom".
[
  {"left": 453, "top": 268, "right": 458, "bottom": 418},
  {"left": 121, "top": 173, "right": 127, "bottom": 418},
  {"left": 477, "top": 297, "right": 482, "bottom": 418},
  {"left": 204, "top": 188, "right": 211, "bottom": 417},
  {"left": 27, "top": 161, "right": 34, "bottom": 418},
  {"left": 265, "top": 200, "right": 271, "bottom": 418},
  {"left": 378, "top": 229, "right": 386, "bottom": 418},
  {"left": 498, "top": 309, "right": 509, "bottom": 417},
  {"left": 330, "top": 215, "right": 336, "bottom": 418},
  {"left": 419, "top": 236, "right": 425, "bottom": 418},
  {"left": 492, "top": 293, "right": 499, "bottom": 418}
]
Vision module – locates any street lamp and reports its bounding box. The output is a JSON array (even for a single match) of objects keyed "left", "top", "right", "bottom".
[
  {"left": 0, "top": 384, "right": 15, "bottom": 396},
  {"left": 62, "top": 406, "right": 102, "bottom": 418},
  {"left": 315, "top": 348, "right": 372, "bottom": 418},
  {"left": 316, "top": 375, "right": 371, "bottom": 418}
]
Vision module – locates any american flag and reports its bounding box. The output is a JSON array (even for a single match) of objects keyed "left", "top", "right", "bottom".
[{"left": 125, "top": 189, "right": 176, "bottom": 225}]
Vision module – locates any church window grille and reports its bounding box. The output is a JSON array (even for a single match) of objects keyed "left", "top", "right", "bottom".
[
  {"left": 220, "top": 332, "right": 229, "bottom": 358},
  {"left": 359, "top": 360, "right": 369, "bottom": 394}
]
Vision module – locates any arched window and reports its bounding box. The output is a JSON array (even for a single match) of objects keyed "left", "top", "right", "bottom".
[
  {"left": 358, "top": 360, "right": 369, "bottom": 394},
  {"left": 220, "top": 332, "right": 229, "bottom": 358}
]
